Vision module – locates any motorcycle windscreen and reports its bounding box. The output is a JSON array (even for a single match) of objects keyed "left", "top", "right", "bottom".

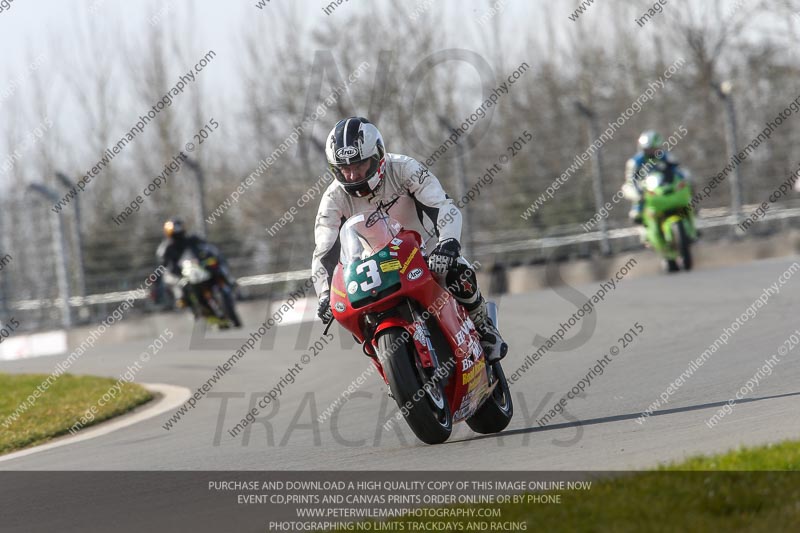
[
  {"left": 339, "top": 212, "right": 403, "bottom": 307},
  {"left": 644, "top": 172, "right": 691, "bottom": 212},
  {"left": 339, "top": 211, "right": 402, "bottom": 265}
]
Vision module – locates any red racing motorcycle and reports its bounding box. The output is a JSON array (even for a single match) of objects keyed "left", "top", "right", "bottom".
[{"left": 327, "top": 211, "right": 513, "bottom": 444}]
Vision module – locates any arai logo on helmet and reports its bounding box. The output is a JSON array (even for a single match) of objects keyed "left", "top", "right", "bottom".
[
  {"left": 407, "top": 268, "right": 423, "bottom": 281},
  {"left": 336, "top": 146, "right": 359, "bottom": 160}
]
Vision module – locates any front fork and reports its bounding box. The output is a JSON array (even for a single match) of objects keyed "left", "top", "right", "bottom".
[
  {"left": 485, "top": 301, "right": 501, "bottom": 389},
  {"left": 366, "top": 303, "right": 439, "bottom": 384},
  {"left": 647, "top": 210, "right": 696, "bottom": 259},
  {"left": 409, "top": 304, "right": 440, "bottom": 371}
]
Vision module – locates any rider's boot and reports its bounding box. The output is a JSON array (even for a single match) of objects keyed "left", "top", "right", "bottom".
[
  {"left": 446, "top": 259, "right": 508, "bottom": 363},
  {"left": 466, "top": 297, "right": 508, "bottom": 363}
]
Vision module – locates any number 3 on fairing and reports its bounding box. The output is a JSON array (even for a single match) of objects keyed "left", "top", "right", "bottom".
[{"left": 357, "top": 259, "right": 382, "bottom": 291}]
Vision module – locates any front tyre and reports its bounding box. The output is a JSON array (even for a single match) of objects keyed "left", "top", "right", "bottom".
[
  {"left": 663, "top": 259, "right": 680, "bottom": 273},
  {"left": 220, "top": 285, "right": 242, "bottom": 327},
  {"left": 673, "top": 221, "right": 693, "bottom": 271},
  {"left": 378, "top": 328, "right": 452, "bottom": 445},
  {"left": 466, "top": 361, "right": 513, "bottom": 434}
]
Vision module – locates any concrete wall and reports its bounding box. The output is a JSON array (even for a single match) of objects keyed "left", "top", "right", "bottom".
[{"left": 498, "top": 230, "right": 800, "bottom": 294}]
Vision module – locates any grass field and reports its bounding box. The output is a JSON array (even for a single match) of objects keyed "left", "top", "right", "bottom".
[
  {"left": 328, "top": 440, "right": 800, "bottom": 532},
  {"left": 0, "top": 372, "right": 152, "bottom": 455}
]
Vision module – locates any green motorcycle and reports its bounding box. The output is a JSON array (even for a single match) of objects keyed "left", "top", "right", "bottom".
[{"left": 640, "top": 169, "right": 697, "bottom": 272}]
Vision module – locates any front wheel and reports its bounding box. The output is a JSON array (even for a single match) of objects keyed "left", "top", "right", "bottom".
[
  {"left": 466, "top": 361, "right": 513, "bottom": 434},
  {"left": 220, "top": 285, "right": 242, "bottom": 327},
  {"left": 378, "top": 329, "right": 452, "bottom": 445},
  {"left": 672, "top": 221, "right": 692, "bottom": 271}
]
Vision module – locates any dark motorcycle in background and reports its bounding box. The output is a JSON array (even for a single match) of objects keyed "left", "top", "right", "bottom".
[{"left": 178, "top": 246, "right": 242, "bottom": 329}]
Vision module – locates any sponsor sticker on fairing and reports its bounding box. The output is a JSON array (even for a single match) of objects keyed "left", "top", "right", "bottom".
[
  {"left": 462, "top": 359, "right": 486, "bottom": 385},
  {"left": 380, "top": 259, "right": 402, "bottom": 272},
  {"left": 407, "top": 268, "right": 423, "bottom": 280}
]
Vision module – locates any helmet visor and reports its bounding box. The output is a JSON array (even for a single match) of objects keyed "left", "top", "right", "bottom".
[{"left": 331, "top": 156, "right": 382, "bottom": 196}]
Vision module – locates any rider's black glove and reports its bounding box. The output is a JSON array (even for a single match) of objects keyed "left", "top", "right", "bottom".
[
  {"left": 427, "top": 238, "right": 461, "bottom": 275},
  {"left": 317, "top": 292, "right": 333, "bottom": 324}
]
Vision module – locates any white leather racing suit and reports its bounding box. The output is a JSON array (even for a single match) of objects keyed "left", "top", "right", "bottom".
[{"left": 312, "top": 153, "right": 462, "bottom": 297}]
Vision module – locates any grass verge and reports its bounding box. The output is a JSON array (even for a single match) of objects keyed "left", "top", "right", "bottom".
[
  {"left": 0, "top": 372, "right": 152, "bottom": 455},
  {"left": 329, "top": 440, "right": 800, "bottom": 532}
]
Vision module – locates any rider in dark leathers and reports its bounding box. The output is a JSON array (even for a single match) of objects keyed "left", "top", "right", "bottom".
[{"left": 156, "top": 217, "right": 238, "bottom": 325}]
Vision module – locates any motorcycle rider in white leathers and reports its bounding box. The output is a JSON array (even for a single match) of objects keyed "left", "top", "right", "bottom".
[{"left": 312, "top": 117, "right": 507, "bottom": 362}]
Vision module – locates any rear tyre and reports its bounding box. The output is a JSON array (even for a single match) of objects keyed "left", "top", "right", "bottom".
[
  {"left": 466, "top": 361, "right": 513, "bottom": 434},
  {"left": 674, "top": 221, "right": 693, "bottom": 271},
  {"left": 378, "top": 329, "right": 452, "bottom": 445}
]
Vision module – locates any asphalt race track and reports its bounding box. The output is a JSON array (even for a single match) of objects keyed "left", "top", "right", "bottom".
[{"left": 2, "top": 256, "right": 800, "bottom": 472}]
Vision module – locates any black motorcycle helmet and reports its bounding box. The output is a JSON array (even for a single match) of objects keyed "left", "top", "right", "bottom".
[{"left": 163, "top": 217, "right": 186, "bottom": 240}]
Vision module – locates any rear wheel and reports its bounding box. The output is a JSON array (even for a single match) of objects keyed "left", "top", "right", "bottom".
[
  {"left": 378, "top": 329, "right": 452, "bottom": 445},
  {"left": 466, "top": 361, "right": 513, "bottom": 434},
  {"left": 673, "top": 221, "right": 692, "bottom": 271}
]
